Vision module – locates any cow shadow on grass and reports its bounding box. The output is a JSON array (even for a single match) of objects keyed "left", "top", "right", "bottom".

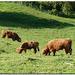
[
  {"left": 26, "top": 58, "right": 39, "bottom": 61},
  {"left": 0, "top": 11, "right": 75, "bottom": 29},
  {"left": 0, "top": 50, "right": 5, "bottom": 53},
  {"left": 46, "top": 54, "right": 61, "bottom": 56},
  {"left": 0, "top": 50, "right": 9, "bottom": 54},
  {"left": 19, "top": 58, "right": 39, "bottom": 65}
]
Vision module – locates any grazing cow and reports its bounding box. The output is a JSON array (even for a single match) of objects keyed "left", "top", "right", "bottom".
[
  {"left": 41, "top": 38, "right": 72, "bottom": 56},
  {"left": 17, "top": 41, "right": 39, "bottom": 54},
  {"left": 1, "top": 30, "right": 21, "bottom": 42}
]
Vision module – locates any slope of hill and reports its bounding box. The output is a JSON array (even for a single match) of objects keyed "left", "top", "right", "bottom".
[{"left": 0, "top": 2, "right": 75, "bottom": 73}]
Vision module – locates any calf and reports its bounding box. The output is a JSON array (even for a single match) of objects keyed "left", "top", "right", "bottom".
[
  {"left": 41, "top": 38, "right": 72, "bottom": 56},
  {"left": 17, "top": 41, "right": 39, "bottom": 54},
  {"left": 1, "top": 30, "right": 21, "bottom": 42}
]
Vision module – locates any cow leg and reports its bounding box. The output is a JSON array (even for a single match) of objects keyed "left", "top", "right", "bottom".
[
  {"left": 24, "top": 49, "right": 26, "bottom": 53},
  {"left": 37, "top": 47, "right": 40, "bottom": 51},
  {"left": 48, "top": 49, "right": 51, "bottom": 55},
  {"left": 53, "top": 50, "right": 56, "bottom": 56},
  {"left": 65, "top": 48, "right": 68, "bottom": 55},
  {"left": 6, "top": 35, "right": 9, "bottom": 39},
  {"left": 34, "top": 48, "right": 37, "bottom": 54},
  {"left": 68, "top": 46, "right": 72, "bottom": 55},
  {"left": 49, "top": 52, "right": 50, "bottom": 55},
  {"left": 49, "top": 48, "right": 53, "bottom": 55},
  {"left": 69, "top": 49, "right": 72, "bottom": 55},
  {"left": 65, "top": 51, "right": 68, "bottom": 55}
]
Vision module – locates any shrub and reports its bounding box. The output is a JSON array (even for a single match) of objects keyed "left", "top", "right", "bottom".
[{"left": 50, "top": 9, "right": 58, "bottom": 15}]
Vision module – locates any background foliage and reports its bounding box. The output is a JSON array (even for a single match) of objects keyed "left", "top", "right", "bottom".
[{"left": 12, "top": 1, "right": 75, "bottom": 18}]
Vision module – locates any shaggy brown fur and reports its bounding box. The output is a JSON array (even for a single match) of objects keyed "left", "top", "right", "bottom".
[
  {"left": 1, "top": 30, "right": 21, "bottom": 42},
  {"left": 41, "top": 38, "right": 72, "bottom": 56},
  {"left": 17, "top": 41, "right": 39, "bottom": 54}
]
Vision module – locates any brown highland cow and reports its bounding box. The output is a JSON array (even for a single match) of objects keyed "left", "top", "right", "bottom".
[
  {"left": 17, "top": 41, "right": 39, "bottom": 54},
  {"left": 41, "top": 38, "right": 72, "bottom": 56},
  {"left": 1, "top": 30, "right": 21, "bottom": 42}
]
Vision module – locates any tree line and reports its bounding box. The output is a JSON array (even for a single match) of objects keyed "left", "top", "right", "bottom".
[{"left": 13, "top": 1, "right": 75, "bottom": 18}]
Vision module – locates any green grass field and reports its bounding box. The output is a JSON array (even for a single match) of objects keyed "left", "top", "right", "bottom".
[{"left": 0, "top": 2, "right": 75, "bottom": 74}]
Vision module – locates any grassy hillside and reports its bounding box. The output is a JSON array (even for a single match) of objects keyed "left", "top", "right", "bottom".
[{"left": 0, "top": 2, "right": 75, "bottom": 74}]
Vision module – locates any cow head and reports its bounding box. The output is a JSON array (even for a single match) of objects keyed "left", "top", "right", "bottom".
[
  {"left": 17, "top": 37, "right": 21, "bottom": 42},
  {"left": 41, "top": 49, "right": 47, "bottom": 55},
  {"left": 17, "top": 48, "right": 23, "bottom": 54}
]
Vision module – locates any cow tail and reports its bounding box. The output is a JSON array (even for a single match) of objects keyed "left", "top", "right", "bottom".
[{"left": 38, "top": 47, "right": 40, "bottom": 51}]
